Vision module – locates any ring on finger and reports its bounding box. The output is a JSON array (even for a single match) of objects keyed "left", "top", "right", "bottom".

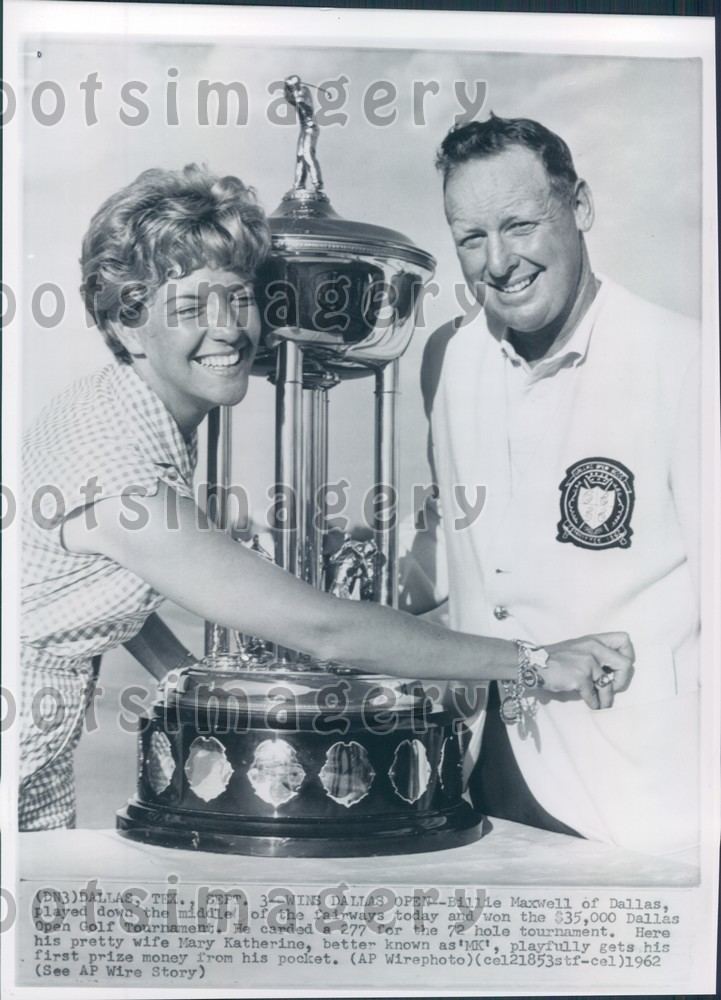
[{"left": 594, "top": 669, "right": 615, "bottom": 689}]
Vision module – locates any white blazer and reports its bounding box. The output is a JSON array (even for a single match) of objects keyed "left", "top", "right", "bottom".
[{"left": 425, "top": 277, "right": 700, "bottom": 856}]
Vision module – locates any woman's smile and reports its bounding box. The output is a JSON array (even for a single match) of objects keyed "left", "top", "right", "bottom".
[
  {"left": 191, "top": 337, "right": 254, "bottom": 375},
  {"left": 193, "top": 348, "right": 242, "bottom": 371}
]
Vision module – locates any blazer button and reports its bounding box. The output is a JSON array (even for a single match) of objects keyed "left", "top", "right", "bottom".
[{"left": 493, "top": 605, "right": 509, "bottom": 621}]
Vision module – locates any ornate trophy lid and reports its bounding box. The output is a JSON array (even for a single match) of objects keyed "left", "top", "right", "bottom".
[{"left": 269, "top": 75, "right": 435, "bottom": 273}]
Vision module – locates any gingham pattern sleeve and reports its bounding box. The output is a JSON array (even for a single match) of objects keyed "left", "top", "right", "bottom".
[{"left": 21, "top": 362, "right": 198, "bottom": 661}]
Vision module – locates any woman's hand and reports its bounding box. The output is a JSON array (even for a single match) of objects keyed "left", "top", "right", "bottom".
[{"left": 542, "top": 632, "right": 635, "bottom": 710}]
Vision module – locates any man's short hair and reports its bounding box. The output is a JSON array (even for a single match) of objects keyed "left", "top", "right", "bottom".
[
  {"left": 436, "top": 113, "right": 579, "bottom": 201},
  {"left": 80, "top": 164, "right": 270, "bottom": 363}
]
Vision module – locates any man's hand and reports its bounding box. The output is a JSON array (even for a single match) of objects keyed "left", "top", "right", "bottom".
[{"left": 542, "top": 632, "right": 635, "bottom": 710}]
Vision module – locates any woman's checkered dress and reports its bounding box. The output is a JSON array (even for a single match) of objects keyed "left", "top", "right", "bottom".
[{"left": 20, "top": 361, "right": 197, "bottom": 829}]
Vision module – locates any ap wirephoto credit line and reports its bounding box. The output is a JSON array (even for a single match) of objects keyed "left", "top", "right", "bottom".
[{"left": 1, "top": 3, "right": 719, "bottom": 997}]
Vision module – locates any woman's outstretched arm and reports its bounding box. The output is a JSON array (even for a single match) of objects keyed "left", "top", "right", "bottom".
[{"left": 63, "top": 485, "right": 634, "bottom": 706}]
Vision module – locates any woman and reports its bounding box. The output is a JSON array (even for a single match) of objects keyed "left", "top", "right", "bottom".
[{"left": 20, "top": 164, "right": 634, "bottom": 830}]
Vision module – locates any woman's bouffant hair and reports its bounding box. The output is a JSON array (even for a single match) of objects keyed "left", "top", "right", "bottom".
[{"left": 80, "top": 164, "right": 271, "bottom": 363}]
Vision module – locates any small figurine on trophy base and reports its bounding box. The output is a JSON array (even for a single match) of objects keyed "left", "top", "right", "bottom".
[{"left": 326, "top": 533, "right": 380, "bottom": 601}]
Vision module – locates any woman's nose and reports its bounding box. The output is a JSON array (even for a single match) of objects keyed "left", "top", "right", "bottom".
[
  {"left": 206, "top": 294, "right": 243, "bottom": 335},
  {"left": 205, "top": 295, "right": 227, "bottom": 331}
]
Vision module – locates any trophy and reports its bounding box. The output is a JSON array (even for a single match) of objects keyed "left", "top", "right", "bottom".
[{"left": 117, "top": 77, "right": 484, "bottom": 856}]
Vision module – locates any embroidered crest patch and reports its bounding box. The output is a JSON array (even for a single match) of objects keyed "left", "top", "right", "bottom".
[{"left": 557, "top": 457, "right": 635, "bottom": 550}]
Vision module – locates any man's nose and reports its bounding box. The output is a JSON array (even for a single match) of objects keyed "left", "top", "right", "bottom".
[{"left": 484, "top": 234, "right": 516, "bottom": 283}]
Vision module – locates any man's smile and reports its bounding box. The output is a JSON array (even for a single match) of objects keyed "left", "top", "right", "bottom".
[{"left": 488, "top": 272, "right": 540, "bottom": 296}]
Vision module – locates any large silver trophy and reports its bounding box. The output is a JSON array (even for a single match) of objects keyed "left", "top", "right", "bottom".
[{"left": 117, "top": 77, "right": 483, "bottom": 856}]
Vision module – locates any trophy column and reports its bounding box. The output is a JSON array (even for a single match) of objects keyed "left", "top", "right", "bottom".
[
  {"left": 274, "top": 341, "right": 304, "bottom": 582},
  {"left": 373, "top": 361, "right": 400, "bottom": 608},
  {"left": 204, "top": 406, "right": 233, "bottom": 661}
]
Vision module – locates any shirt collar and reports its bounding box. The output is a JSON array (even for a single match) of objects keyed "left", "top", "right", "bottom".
[
  {"left": 499, "top": 276, "right": 607, "bottom": 380},
  {"left": 109, "top": 361, "right": 198, "bottom": 483}
]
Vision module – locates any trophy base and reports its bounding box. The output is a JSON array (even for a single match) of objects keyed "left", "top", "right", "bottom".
[
  {"left": 116, "top": 665, "right": 485, "bottom": 857},
  {"left": 117, "top": 799, "right": 485, "bottom": 858}
]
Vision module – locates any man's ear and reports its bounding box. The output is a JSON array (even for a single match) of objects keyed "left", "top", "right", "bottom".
[
  {"left": 108, "top": 319, "right": 145, "bottom": 359},
  {"left": 573, "top": 179, "right": 595, "bottom": 233}
]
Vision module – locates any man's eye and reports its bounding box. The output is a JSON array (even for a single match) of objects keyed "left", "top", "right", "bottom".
[
  {"left": 230, "top": 293, "right": 255, "bottom": 308},
  {"left": 459, "top": 234, "right": 485, "bottom": 249},
  {"left": 510, "top": 222, "right": 537, "bottom": 235},
  {"left": 176, "top": 307, "right": 202, "bottom": 318}
]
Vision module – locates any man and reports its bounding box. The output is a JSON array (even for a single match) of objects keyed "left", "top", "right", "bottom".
[{"left": 419, "top": 115, "right": 700, "bottom": 857}]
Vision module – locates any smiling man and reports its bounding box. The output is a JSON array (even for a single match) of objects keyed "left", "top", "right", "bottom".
[{"left": 419, "top": 115, "right": 701, "bottom": 856}]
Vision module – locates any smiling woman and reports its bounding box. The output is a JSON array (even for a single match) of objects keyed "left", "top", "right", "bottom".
[
  {"left": 19, "top": 163, "right": 634, "bottom": 832},
  {"left": 79, "top": 164, "right": 267, "bottom": 431},
  {"left": 115, "top": 266, "right": 260, "bottom": 434}
]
